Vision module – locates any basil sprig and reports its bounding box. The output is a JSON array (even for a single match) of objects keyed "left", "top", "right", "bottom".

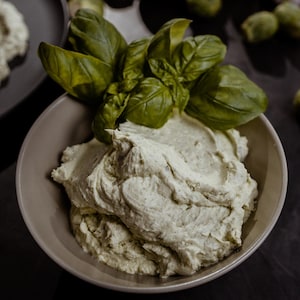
[
  {"left": 186, "top": 65, "right": 268, "bottom": 130},
  {"left": 38, "top": 9, "right": 268, "bottom": 144}
]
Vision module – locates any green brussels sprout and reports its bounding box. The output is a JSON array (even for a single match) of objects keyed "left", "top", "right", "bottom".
[
  {"left": 293, "top": 89, "right": 300, "bottom": 115},
  {"left": 273, "top": 0, "right": 300, "bottom": 5},
  {"left": 241, "top": 11, "right": 279, "bottom": 43},
  {"left": 274, "top": 2, "right": 300, "bottom": 39},
  {"left": 185, "top": 0, "right": 222, "bottom": 18},
  {"left": 67, "top": 0, "right": 104, "bottom": 18}
]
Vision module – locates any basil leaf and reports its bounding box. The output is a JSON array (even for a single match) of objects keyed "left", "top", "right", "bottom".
[
  {"left": 147, "top": 18, "right": 192, "bottom": 63},
  {"left": 186, "top": 64, "right": 268, "bottom": 130},
  {"left": 38, "top": 42, "right": 113, "bottom": 104},
  {"left": 148, "top": 58, "right": 189, "bottom": 111},
  {"left": 105, "top": 82, "right": 120, "bottom": 95},
  {"left": 125, "top": 77, "right": 174, "bottom": 128},
  {"left": 119, "top": 37, "right": 150, "bottom": 92},
  {"left": 92, "top": 92, "right": 130, "bottom": 144},
  {"left": 172, "top": 35, "right": 227, "bottom": 83},
  {"left": 120, "top": 38, "right": 150, "bottom": 80},
  {"left": 68, "top": 8, "right": 127, "bottom": 70},
  {"left": 170, "top": 79, "right": 190, "bottom": 111},
  {"left": 148, "top": 57, "right": 178, "bottom": 82}
]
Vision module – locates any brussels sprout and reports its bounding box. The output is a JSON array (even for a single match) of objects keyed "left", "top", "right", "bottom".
[
  {"left": 293, "top": 89, "right": 300, "bottom": 115},
  {"left": 241, "top": 11, "right": 279, "bottom": 43},
  {"left": 273, "top": 0, "right": 300, "bottom": 5},
  {"left": 274, "top": 2, "right": 300, "bottom": 39},
  {"left": 67, "top": 0, "right": 104, "bottom": 18},
  {"left": 185, "top": 0, "right": 222, "bottom": 18}
]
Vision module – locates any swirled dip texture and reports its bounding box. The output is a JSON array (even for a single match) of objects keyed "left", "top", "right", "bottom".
[{"left": 52, "top": 113, "right": 258, "bottom": 277}]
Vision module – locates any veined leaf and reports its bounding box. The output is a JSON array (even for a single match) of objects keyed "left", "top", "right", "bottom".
[
  {"left": 125, "top": 77, "right": 174, "bottom": 128},
  {"left": 92, "top": 92, "right": 130, "bottom": 144},
  {"left": 119, "top": 37, "right": 150, "bottom": 92},
  {"left": 38, "top": 42, "right": 113, "bottom": 105},
  {"left": 69, "top": 8, "right": 127, "bottom": 70},
  {"left": 148, "top": 58, "right": 189, "bottom": 111},
  {"left": 147, "top": 18, "right": 192, "bottom": 63},
  {"left": 172, "top": 35, "right": 227, "bottom": 82},
  {"left": 186, "top": 64, "right": 268, "bottom": 130}
]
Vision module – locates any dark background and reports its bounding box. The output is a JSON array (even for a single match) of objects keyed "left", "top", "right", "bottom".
[{"left": 1, "top": 0, "right": 300, "bottom": 299}]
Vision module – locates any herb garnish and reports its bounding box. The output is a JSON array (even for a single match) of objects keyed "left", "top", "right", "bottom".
[{"left": 38, "top": 9, "right": 268, "bottom": 144}]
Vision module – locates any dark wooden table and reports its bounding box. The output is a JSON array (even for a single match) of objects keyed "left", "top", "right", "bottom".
[{"left": 1, "top": 1, "right": 299, "bottom": 299}]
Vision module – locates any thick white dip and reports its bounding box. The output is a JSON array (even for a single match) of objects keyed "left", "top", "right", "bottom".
[
  {"left": 52, "top": 113, "right": 258, "bottom": 277},
  {"left": 0, "top": 0, "right": 29, "bottom": 83}
]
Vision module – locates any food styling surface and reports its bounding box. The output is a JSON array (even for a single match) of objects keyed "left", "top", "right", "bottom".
[{"left": 0, "top": 0, "right": 299, "bottom": 299}]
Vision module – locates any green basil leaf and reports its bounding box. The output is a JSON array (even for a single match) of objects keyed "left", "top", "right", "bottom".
[
  {"left": 119, "top": 37, "right": 150, "bottom": 92},
  {"left": 170, "top": 79, "right": 190, "bottom": 111},
  {"left": 148, "top": 58, "right": 189, "bottom": 111},
  {"left": 92, "top": 92, "right": 130, "bottom": 144},
  {"left": 148, "top": 57, "right": 178, "bottom": 82},
  {"left": 186, "top": 64, "right": 268, "bottom": 130},
  {"left": 68, "top": 8, "right": 127, "bottom": 69},
  {"left": 172, "top": 35, "right": 227, "bottom": 82},
  {"left": 147, "top": 18, "right": 192, "bottom": 63},
  {"left": 125, "top": 77, "right": 174, "bottom": 128},
  {"left": 38, "top": 42, "right": 113, "bottom": 104},
  {"left": 105, "top": 82, "right": 120, "bottom": 95}
]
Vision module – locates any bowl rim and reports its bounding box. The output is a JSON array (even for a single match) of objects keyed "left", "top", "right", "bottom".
[{"left": 15, "top": 94, "right": 288, "bottom": 293}]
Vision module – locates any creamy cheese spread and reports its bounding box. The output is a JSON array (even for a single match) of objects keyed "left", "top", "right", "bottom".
[
  {"left": 52, "top": 112, "right": 258, "bottom": 277},
  {"left": 0, "top": 0, "right": 29, "bottom": 83}
]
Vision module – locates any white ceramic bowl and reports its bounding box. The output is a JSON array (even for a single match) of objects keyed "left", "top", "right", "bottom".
[{"left": 16, "top": 93, "right": 288, "bottom": 293}]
